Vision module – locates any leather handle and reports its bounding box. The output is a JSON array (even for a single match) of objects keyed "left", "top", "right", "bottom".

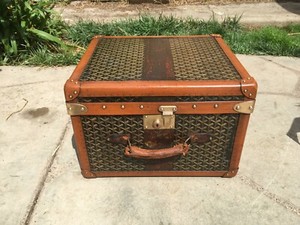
[
  {"left": 124, "top": 144, "right": 189, "bottom": 159},
  {"left": 108, "top": 132, "right": 212, "bottom": 160}
]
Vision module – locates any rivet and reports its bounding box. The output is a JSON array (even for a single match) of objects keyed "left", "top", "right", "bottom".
[
  {"left": 81, "top": 107, "right": 85, "bottom": 111},
  {"left": 140, "top": 105, "right": 144, "bottom": 109},
  {"left": 121, "top": 105, "right": 125, "bottom": 109},
  {"left": 244, "top": 89, "right": 248, "bottom": 93},
  {"left": 192, "top": 104, "right": 197, "bottom": 109},
  {"left": 73, "top": 90, "right": 78, "bottom": 94},
  {"left": 68, "top": 107, "right": 72, "bottom": 111},
  {"left": 243, "top": 80, "right": 246, "bottom": 83},
  {"left": 214, "top": 104, "right": 219, "bottom": 108},
  {"left": 235, "top": 105, "right": 241, "bottom": 110},
  {"left": 70, "top": 79, "right": 74, "bottom": 82},
  {"left": 145, "top": 126, "right": 148, "bottom": 129},
  {"left": 69, "top": 95, "right": 73, "bottom": 98},
  {"left": 249, "top": 93, "right": 253, "bottom": 97},
  {"left": 145, "top": 116, "right": 148, "bottom": 118},
  {"left": 249, "top": 106, "right": 253, "bottom": 110},
  {"left": 102, "top": 105, "right": 106, "bottom": 109},
  {"left": 75, "top": 81, "right": 78, "bottom": 84},
  {"left": 247, "top": 77, "right": 251, "bottom": 80}
]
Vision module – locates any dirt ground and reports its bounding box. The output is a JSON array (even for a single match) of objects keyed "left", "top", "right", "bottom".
[{"left": 54, "top": 0, "right": 300, "bottom": 25}]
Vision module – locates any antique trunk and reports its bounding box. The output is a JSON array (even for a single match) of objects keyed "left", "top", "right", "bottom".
[{"left": 64, "top": 35, "right": 257, "bottom": 178}]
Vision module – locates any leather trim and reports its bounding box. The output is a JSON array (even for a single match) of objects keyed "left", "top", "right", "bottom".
[
  {"left": 79, "top": 170, "right": 231, "bottom": 178},
  {"left": 65, "top": 101, "right": 246, "bottom": 115},
  {"left": 64, "top": 79, "right": 80, "bottom": 101},
  {"left": 240, "top": 77, "right": 258, "bottom": 99}
]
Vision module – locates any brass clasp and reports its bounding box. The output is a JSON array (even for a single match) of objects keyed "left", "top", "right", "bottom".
[{"left": 144, "top": 105, "right": 177, "bottom": 130}]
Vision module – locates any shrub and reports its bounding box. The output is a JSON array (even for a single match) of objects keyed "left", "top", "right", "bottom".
[{"left": 0, "top": 0, "right": 66, "bottom": 63}]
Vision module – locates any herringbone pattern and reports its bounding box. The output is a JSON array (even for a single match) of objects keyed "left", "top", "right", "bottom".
[
  {"left": 80, "top": 114, "right": 239, "bottom": 172},
  {"left": 78, "top": 37, "right": 241, "bottom": 82},
  {"left": 173, "top": 114, "right": 239, "bottom": 171},
  {"left": 170, "top": 38, "right": 241, "bottom": 80},
  {"left": 81, "top": 116, "right": 146, "bottom": 171},
  {"left": 80, "top": 38, "right": 144, "bottom": 81}
]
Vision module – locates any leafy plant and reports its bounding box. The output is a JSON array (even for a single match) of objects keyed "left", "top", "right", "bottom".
[{"left": 0, "top": 0, "right": 67, "bottom": 63}]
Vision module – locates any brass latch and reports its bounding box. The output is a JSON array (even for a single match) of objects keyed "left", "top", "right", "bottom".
[
  {"left": 144, "top": 105, "right": 177, "bottom": 130},
  {"left": 233, "top": 101, "right": 255, "bottom": 114},
  {"left": 66, "top": 103, "right": 87, "bottom": 115}
]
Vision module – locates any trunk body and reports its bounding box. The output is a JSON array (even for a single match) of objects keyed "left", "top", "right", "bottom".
[{"left": 64, "top": 35, "right": 257, "bottom": 178}]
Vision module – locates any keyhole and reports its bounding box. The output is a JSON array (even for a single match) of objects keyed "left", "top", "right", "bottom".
[{"left": 153, "top": 119, "right": 161, "bottom": 129}]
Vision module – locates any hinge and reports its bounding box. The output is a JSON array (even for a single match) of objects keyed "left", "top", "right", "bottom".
[
  {"left": 66, "top": 103, "right": 87, "bottom": 115},
  {"left": 233, "top": 101, "right": 255, "bottom": 114}
]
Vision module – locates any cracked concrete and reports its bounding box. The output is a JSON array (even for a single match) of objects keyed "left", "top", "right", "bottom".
[{"left": 0, "top": 55, "right": 299, "bottom": 225}]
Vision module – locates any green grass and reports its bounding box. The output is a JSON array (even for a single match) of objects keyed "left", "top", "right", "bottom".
[{"left": 1, "top": 15, "right": 300, "bottom": 66}]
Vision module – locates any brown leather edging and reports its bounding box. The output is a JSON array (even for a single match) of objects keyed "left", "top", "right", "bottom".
[
  {"left": 228, "top": 114, "right": 251, "bottom": 173},
  {"left": 69, "top": 36, "right": 100, "bottom": 81},
  {"left": 71, "top": 117, "right": 92, "bottom": 174},
  {"left": 79, "top": 80, "right": 242, "bottom": 97},
  {"left": 94, "top": 35, "right": 213, "bottom": 39},
  {"left": 71, "top": 101, "right": 246, "bottom": 115},
  {"left": 214, "top": 36, "right": 250, "bottom": 80},
  {"left": 83, "top": 170, "right": 228, "bottom": 178},
  {"left": 64, "top": 36, "right": 101, "bottom": 102},
  {"left": 240, "top": 78, "right": 258, "bottom": 99},
  {"left": 214, "top": 36, "right": 258, "bottom": 99}
]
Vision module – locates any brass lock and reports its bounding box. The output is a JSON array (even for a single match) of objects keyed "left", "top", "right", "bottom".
[{"left": 143, "top": 106, "right": 177, "bottom": 130}]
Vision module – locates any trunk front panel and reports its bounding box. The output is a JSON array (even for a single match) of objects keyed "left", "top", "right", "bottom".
[{"left": 80, "top": 113, "right": 239, "bottom": 172}]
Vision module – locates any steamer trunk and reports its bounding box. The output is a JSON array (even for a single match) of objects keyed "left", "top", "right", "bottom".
[{"left": 64, "top": 35, "right": 257, "bottom": 178}]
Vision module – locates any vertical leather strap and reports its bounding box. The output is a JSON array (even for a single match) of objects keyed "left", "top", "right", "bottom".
[{"left": 142, "top": 38, "right": 175, "bottom": 80}]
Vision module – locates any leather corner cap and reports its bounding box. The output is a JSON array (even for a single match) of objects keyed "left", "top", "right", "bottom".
[{"left": 64, "top": 79, "right": 80, "bottom": 101}]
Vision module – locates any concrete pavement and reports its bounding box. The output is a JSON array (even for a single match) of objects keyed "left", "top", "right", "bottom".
[
  {"left": 0, "top": 55, "right": 300, "bottom": 225},
  {"left": 55, "top": 1, "right": 300, "bottom": 25}
]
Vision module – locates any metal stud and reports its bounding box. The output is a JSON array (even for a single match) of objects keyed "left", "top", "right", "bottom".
[
  {"left": 192, "top": 104, "right": 197, "bottom": 109},
  {"left": 247, "top": 77, "right": 251, "bottom": 80},
  {"left": 249, "top": 106, "right": 253, "bottom": 110},
  {"left": 235, "top": 105, "right": 241, "bottom": 110},
  {"left": 242, "top": 80, "right": 246, "bottom": 83},
  {"left": 214, "top": 104, "right": 219, "bottom": 108},
  {"left": 244, "top": 89, "right": 248, "bottom": 93},
  {"left": 73, "top": 90, "right": 78, "bottom": 94},
  {"left": 102, "top": 105, "right": 107, "bottom": 110},
  {"left": 121, "top": 105, "right": 125, "bottom": 109},
  {"left": 140, "top": 105, "right": 144, "bottom": 109},
  {"left": 69, "top": 95, "right": 73, "bottom": 98},
  {"left": 81, "top": 107, "right": 85, "bottom": 111},
  {"left": 75, "top": 81, "right": 78, "bottom": 84},
  {"left": 249, "top": 93, "right": 253, "bottom": 97}
]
